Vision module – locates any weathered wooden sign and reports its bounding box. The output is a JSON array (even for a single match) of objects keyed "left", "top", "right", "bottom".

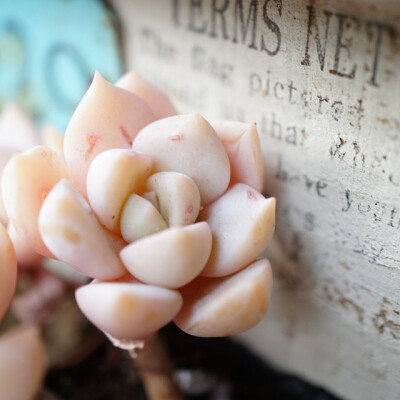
[{"left": 112, "top": 1, "right": 400, "bottom": 399}]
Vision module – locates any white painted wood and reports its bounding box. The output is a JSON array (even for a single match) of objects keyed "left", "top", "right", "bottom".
[{"left": 112, "top": 1, "right": 400, "bottom": 399}]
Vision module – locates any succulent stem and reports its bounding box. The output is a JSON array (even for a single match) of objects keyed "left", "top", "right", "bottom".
[
  {"left": 107, "top": 332, "right": 183, "bottom": 400},
  {"left": 134, "top": 334, "right": 183, "bottom": 400}
]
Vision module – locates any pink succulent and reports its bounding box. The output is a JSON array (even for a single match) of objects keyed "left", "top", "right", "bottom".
[
  {"left": 0, "top": 106, "right": 68, "bottom": 399},
  {"left": 1, "top": 71, "right": 276, "bottom": 341},
  {"left": 0, "top": 104, "right": 46, "bottom": 323},
  {"left": 0, "top": 326, "right": 47, "bottom": 400},
  {"left": 0, "top": 104, "right": 81, "bottom": 324}
]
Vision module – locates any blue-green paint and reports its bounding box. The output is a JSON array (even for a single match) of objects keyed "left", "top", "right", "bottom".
[{"left": 0, "top": 0, "right": 123, "bottom": 130}]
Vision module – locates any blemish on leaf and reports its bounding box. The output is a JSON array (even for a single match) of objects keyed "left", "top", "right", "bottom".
[
  {"left": 41, "top": 226, "right": 80, "bottom": 244},
  {"left": 120, "top": 126, "right": 132, "bottom": 146},
  {"left": 246, "top": 190, "right": 257, "bottom": 200},
  {"left": 85, "top": 134, "right": 101, "bottom": 161},
  {"left": 169, "top": 134, "right": 183, "bottom": 141}
]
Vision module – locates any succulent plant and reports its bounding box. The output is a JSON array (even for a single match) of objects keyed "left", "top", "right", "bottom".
[
  {"left": 1, "top": 71, "right": 276, "bottom": 344},
  {"left": 0, "top": 105, "right": 60, "bottom": 399},
  {"left": 0, "top": 104, "right": 45, "bottom": 323}
]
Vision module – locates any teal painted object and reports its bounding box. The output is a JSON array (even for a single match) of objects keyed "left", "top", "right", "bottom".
[{"left": 0, "top": 0, "right": 123, "bottom": 130}]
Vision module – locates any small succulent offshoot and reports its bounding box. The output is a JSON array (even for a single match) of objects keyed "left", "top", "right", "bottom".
[{"left": 0, "top": 104, "right": 61, "bottom": 400}]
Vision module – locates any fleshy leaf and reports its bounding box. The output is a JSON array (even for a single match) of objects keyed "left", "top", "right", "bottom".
[
  {"left": 2, "top": 146, "right": 69, "bottom": 257},
  {"left": 7, "top": 222, "right": 42, "bottom": 270},
  {"left": 116, "top": 70, "right": 177, "bottom": 119},
  {"left": 0, "top": 103, "right": 40, "bottom": 151},
  {"left": 0, "top": 326, "right": 47, "bottom": 400},
  {"left": 64, "top": 72, "right": 154, "bottom": 194},
  {"left": 39, "top": 179, "right": 126, "bottom": 280},
  {"left": 76, "top": 280, "right": 182, "bottom": 340},
  {"left": 199, "top": 183, "right": 275, "bottom": 277},
  {"left": 0, "top": 224, "right": 17, "bottom": 321},
  {"left": 175, "top": 259, "right": 273, "bottom": 337},
  {"left": 211, "top": 121, "right": 264, "bottom": 192},
  {"left": 120, "top": 222, "right": 212, "bottom": 289},
  {"left": 87, "top": 149, "right": 153, "bottom": 232},
  {"left": 42, "top": 124, "right": 64, "bottom": 161},
  {"left": 132, "top": 114, "right": 230, "bottom": 205},
  {"left": 147, "top": 171, "right": 200, "bottom": 226},
  {"left": 120, "top": 194, "right": 167, "bottom": 243}
]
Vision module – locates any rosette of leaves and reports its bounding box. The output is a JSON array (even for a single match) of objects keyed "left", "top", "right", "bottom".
[{"left": 2, "top": 71, "right": 276, "bottom": 345}]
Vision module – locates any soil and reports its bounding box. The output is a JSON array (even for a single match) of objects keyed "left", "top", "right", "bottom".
[{"left": 43, "top": 324, "right": 342, "bottom": 400}]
